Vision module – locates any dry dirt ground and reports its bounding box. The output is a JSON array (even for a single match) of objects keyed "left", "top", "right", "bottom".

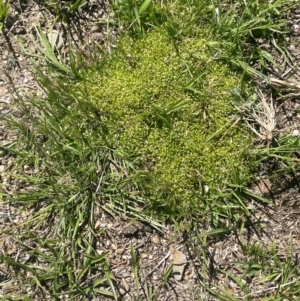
[{"left": 0, "top": 1, "right": 300, "bottom": 300}]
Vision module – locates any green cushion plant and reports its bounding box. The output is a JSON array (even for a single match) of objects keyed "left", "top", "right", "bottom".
[{"left": 78, "top": 30, "right": 256, "bottom": 216}]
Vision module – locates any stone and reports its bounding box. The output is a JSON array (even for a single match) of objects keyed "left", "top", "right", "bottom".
[{"left": 47, "top": 30, "right": 64, "bottom": 50}]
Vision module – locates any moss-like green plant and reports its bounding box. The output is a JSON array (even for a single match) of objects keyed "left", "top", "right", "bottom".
[{"left": 78, "top": 30, "right": 256, "bottom": 215}]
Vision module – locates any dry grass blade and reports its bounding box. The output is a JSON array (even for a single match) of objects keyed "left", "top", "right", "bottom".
[
  {"left": 269, "top": 78, "right": 300, "bottom": 98},
  {"left": 270, "top": 77, "right": 300, "bottom": 90}
]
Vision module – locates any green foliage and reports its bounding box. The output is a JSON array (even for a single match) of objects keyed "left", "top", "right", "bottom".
[
  {"left": 110, "top": 0, "right": 165, "bottom": 37},
  {"left": 78, "top": 30, "right": 257, "bottom": 216},
  {"left": 111, "top": 0, "right": 297, "bottom": 78},
  {"left": 0, "top": 0, "right": 10, "bottom": 31},
  {"left": 38, "top": 0, "right": 87, "bottom": 22},
  {"left": 18, "top": 25, "right": 76, "bottom": 77}
]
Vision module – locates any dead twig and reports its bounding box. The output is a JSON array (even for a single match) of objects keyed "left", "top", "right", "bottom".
[{"left": 146, "top": 251, "right": 171, "bottom": 278}]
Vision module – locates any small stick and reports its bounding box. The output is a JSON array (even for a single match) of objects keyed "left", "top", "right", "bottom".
[
  {"left": 146, "top": 251, "right": 171, "bottom": 278},
  {"left": 95, "top": 169, "right": 105, "bottom": 193},
  {"left": 216, "top": 116, "right": 241, "bottom": 144}
]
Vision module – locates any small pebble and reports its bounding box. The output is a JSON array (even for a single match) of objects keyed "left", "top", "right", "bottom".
[
  {"left": 90, "top": 25, "right": 99, "bottom": 33},
  {"left": 1, "top": 109, "right": 11, "bottom": 115},
  {"left": 229, "top": 280, "right": 236, "bottom": 288},
  {"left": 116, "top": 248, "right": 124, "bottom": 255},
  {"left": 47, "top": 30, "right": 64, "bottom": 50},
  {"left": 23, "top": 165, "right": 30, "bottom": 171},
  {"left": 151, "top": 236, "right": 160, "bottom": 244},
  {"left": 289, "top": 44, "right": 295, "bottom": 51}
]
